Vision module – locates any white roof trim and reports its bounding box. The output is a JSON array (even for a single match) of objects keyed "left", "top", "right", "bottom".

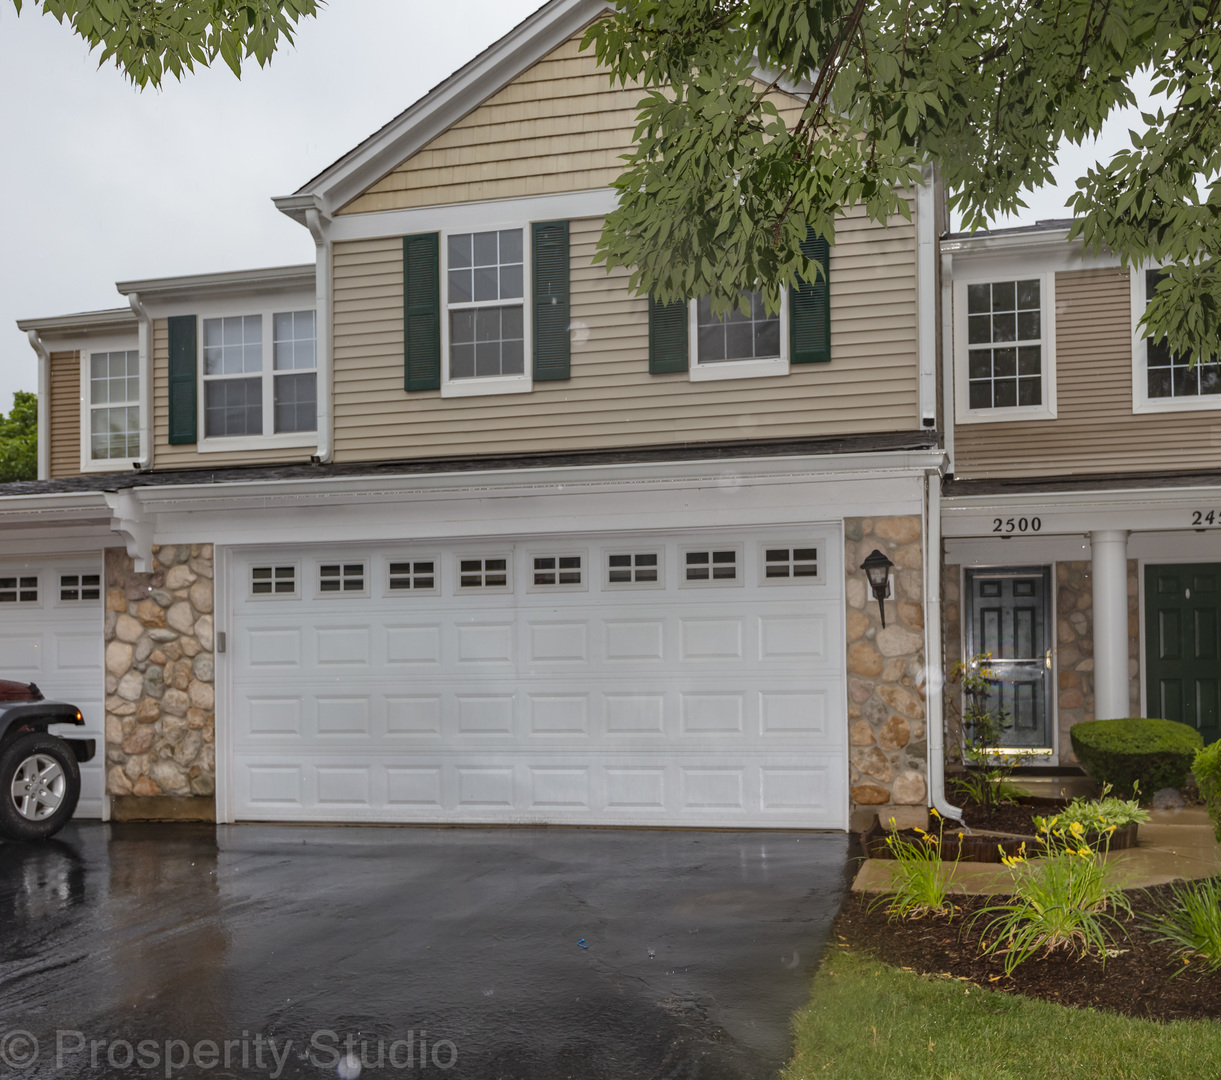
[
  {"left": 115, "top": 264, "right": 315, "bottom": 303},
  {"left": 275, "top": 0, "right": 613, "bottom": 223},
  {"left": 16, "top": 308, "right": 136, "bottom": 336}
]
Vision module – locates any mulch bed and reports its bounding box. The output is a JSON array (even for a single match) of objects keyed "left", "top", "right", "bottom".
[
  {"left": 835, "top": 882, "right": 1221, "bottom": 1022},
  {"left": 957, "top": 798, "right": 1055, "bottom": 835}
]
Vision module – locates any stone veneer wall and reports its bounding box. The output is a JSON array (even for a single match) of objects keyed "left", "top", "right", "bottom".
[
  {"left": 104, "top": 545, "right": 216, "bottom": 804},
  {"left": 845, "top": 516, "right": 928, "bottom": 832},
  {"left": 942, "top": 557, "right": 1140, "bottom": 767}
]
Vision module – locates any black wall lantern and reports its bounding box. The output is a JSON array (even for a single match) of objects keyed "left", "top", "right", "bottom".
[{"left": 861, "top": 549, "right": 895, "bottom": 628}]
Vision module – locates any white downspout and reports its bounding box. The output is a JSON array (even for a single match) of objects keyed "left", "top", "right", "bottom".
[
  {"left": 925, "top": 466, "right": 961, "bottom": 821},
  {"left": 127, "top": 291, "right": 153, "bottom": 469},
  {"left": 916, "top": 165, "right": 938, "bottom": 429},
  {"left": 27, "top": 330, "right": 50, "bottom": 480},
  {"left": 306, "top": 207, "right": 333, "bottom": 464}
]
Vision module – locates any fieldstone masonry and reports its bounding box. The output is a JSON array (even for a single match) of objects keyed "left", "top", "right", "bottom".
[
  {"left": 845, "top": 515, "right": 928, "bottom": 832},
  {"left": 104, "top": 544, "right": 216, "bottom": 804},
  {"left": 943, "top": 556, "right": 1140, "bottom": 766}
]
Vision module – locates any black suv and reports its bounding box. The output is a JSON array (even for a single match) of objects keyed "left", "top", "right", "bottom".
[{"left": 0, "top": 680, "right": 95, "bottom": 841}]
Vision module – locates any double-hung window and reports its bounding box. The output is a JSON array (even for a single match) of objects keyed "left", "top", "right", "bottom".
[
  {"left": 402, "top": 220, "right": 570, "bottom": 398},
  {"left": 195, "top": 309, "right": 317, "bottom": 443},
  {"left": 955, "top": 273, "right": 1056, "bottom": 423},
  {"left": 87, "top": 348, "right": 140, "bottom": 463},
  {"left": 446, "top": 229, "right": 526, "bottom": 388},
  {"left": 689, "top": 291, "right": 787, "bottom": 381},
  {"left": 1132, "top": 267, "right": 1221, "bottom": 413},
  {"left": 647, "top": 229, "right": 830, "bottom": 379}
]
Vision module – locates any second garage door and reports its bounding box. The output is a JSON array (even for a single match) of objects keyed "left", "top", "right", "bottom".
[{"left": 226, "top": 527, "right": 847, "bottom": 828}]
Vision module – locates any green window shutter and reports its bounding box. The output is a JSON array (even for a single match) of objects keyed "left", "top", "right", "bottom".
[
  {"left": 167, "top": 314, "right": 197, "bottom": 445},
  {"left": 648, "top": 296, "right": 688, "bottom": 373},
  {"left": 532, "top": 220, "right": 570, "bottom": 381},
  {"left": 790, "top": 229, "right": 831, "bottom": 364},
  {"left": 403, "top": 232, "right": 441, "bottom": 392}
]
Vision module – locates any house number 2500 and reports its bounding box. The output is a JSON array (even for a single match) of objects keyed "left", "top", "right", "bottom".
[{"left": 993, "top": 517, "right": 1042, "bottom": 534}]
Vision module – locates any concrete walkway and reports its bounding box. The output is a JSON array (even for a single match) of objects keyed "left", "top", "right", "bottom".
[{"left": 853, "top": 806, "right": 1221, "bottom": 896}]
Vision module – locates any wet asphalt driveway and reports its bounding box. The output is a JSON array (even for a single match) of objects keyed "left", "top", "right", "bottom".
[{"left": 0, "top": 823, "right": 849, "bottom": 1080}]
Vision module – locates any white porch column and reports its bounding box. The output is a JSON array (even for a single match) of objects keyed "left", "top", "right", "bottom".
[{"left": 1091, "top": 529, "right": 1131, "bottom": 720}]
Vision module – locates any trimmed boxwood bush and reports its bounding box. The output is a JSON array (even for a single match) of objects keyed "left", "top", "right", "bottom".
[{"left": 1070, "top": 718, "right": 1203, "bottom": 798}]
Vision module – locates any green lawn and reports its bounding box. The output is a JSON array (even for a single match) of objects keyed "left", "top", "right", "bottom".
[{"left": 782, "top": 947, "right": 1221, "bottom": 1080}]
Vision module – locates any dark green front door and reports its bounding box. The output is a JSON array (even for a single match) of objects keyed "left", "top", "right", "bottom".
[{"left": 1144, "top": 563, "right": 1221, "bottom": 745}]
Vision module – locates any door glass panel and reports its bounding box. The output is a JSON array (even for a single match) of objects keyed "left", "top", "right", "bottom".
[{"left": 966, "top": 568, "right": 1051, "bottom": 750}]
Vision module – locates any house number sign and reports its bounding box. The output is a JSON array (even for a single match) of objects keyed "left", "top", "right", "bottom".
[
  {"left": 1191, "top": 510, "right": 1221, "bottom": 526},
  {"left": 992, "top": 517, "right": 1042, "bottom": 534}
]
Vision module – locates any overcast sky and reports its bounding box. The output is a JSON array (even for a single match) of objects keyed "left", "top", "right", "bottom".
[{"left": 0, "top": 1, "right": 1144, "bottom": 412}]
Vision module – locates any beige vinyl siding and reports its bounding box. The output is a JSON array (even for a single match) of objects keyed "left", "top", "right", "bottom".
[
  {"left": 342, "top": 33, "right": 803, "bottom": 214},
  {"left": 151, "top": 319, "right": 314, "bottom": 470},
  {"left": 955, "top": 268, "right": 1221, "bottom": 479},
  {"left": 48, "top": 350, "right": 81, "bottom": 478},
  {"left": 330, "top": 210, "right": 919, "bottom": 463}
]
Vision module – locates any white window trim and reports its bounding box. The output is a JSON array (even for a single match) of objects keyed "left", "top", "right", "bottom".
[
  {"left": 248, "top": 561, "right": 300, "bottom": 601},
  {"left": 54, "top": 567, "right": 102, "bottom": 606},
  {"left": 439, "top": 222, "right": 533, "bottom": 399},
  {"left": 194, "top": 297, "right": 318, "bottom": 453},
  {"left": 954, "top": 271, "right": 1057, "bottom": 424},
  {"left": 757, "top": 542, "right": 824, "bottom": 586},
  {"left": 1131, "top": 263, "right": 1221, "bottom": 415},
  {"left": 688, "top": 293, "right": 790, "bottom": 382},
  {"left": 79, "top": 333, "right": 141, "bottom": 473},
  {"left": 603, "top": 548, "right": 666, "bottom": 591},
  {"left": 315, "top": 558, "right": 369, "bottom": 599}
]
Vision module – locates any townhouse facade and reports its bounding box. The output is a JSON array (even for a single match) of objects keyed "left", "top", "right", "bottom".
[
  {"left": 10, "top": 0, "right": 1211, "bottom": 838},
  {"left": 940, "top": 223, "right": 1221, "bottom": 767},
  {"left": 3, "top": 0, "right": 947, "bottom": 833}
]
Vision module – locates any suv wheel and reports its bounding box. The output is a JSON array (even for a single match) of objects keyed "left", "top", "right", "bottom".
[{"left": 0, "top": 732, "right": 81, "bottom": 841}]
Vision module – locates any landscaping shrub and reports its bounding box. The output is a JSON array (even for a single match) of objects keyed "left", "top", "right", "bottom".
[
  {"left": 1194, "top": 741, "right": 1221, "bottom": 842},
  {"left": 1070, "top": 718, "right": 1203, "bottom": 798},
  {"left": 972, "top": 821, "right": 1132, "bottom": 975},
  {"left": 1145, "top": 876, "right": 1221, "bottom": 974},
  {"left": 869, "top": 809, "right": 961, "bottom": 920}
]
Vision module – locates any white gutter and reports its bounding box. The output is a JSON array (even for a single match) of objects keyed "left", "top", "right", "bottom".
[
  {"left": 916, "top": 166, "right": 938, "bottom": 430},
  {"left": 305, "top": 207, "right": 333, "bottom": 464},
  {"left": 925, "top": 466, "right": 962, "bottom": 823},
  {"left": 127, "top": 292, "right": 153, "bottom": 469},
  {"left": 27, "top": 331, "right": 50, "bottom": 480}
]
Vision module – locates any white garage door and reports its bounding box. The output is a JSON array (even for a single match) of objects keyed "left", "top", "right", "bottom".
[
  {"left": 227, "top": 528, "right": 846, "bottom": 828},
  {"left": 0, "top": 559, "right": 106, "bottom": 819}
]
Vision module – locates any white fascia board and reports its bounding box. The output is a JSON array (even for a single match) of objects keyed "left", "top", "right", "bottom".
[
  {"left": 115, "top": 265, "right": 315, "bottom": 307},
  {"left": 943, "top": 227, "right": 1121, "bottom": 276},
  {"left": 124, "top": 450, "right": 945, "bottom": 546},
  {"left": 0, "top": 491, "right": 113, "bottom": 527},
  {"left": 17, "top": 308, "right": 137, "bottom": 339},
  {"left": 277, "top": 0, "right": 613, "bottom": 221},
  {"left": 326, "top": 189, "right": 619, "bottom": 243},
  {"left": 943, "top": 482, "right": 1221, "bottom": 537}
]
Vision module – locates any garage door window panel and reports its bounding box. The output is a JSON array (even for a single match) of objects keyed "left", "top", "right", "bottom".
[
  {"left": 0, "top": 576, "right": 39, "bottom": 604},
  {"left": 761, "top": 546, "right": 822, "bottom": 584},
  {"left": 387, "top": 559, "right": 440, "bottom": 595},
  {"left": 458, "top": 556, "right": 512, "bottom": 591},
  {"left": 250, "top": 565, "right": 298, "bottom": 599},
  {"left": 680, "top": 548, "right": 743, "bottom": 588},
  {"left": 529, "top": 553, "right": 586, "bottom": 591},
  {"left": 58, "top": 574, "right": 101, "bottom": 603},
  {"left": 319, "top": 563, "right": 367, "bottom": 596},
  {"left": 605, "top": 551, "right": 663, "bottom": 589}
]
